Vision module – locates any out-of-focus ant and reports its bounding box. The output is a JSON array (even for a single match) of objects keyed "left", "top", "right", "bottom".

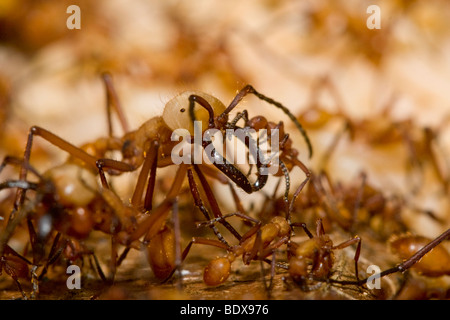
[
  {"left": 292, "top": 227, "right": 450, "bottom": 294},
  {"left": 297, "top": 76, "right": 449, "bottom": 194},
  {"left": 287, "top": 218, "right": 361, "bottom": 290},
  {"left": 4, "top": 73, "right": 313, "bottom": 293},
  {"left": 0, "top": 156, "right": 112, "bottom": 298}
]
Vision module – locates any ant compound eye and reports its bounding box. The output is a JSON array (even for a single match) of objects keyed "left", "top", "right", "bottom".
[{"left": 163, "top": 91, "right": 226, "bottom": 135}]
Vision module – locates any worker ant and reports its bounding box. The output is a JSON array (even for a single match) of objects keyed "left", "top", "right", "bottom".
[
  {"left": 5, "top": 73, "right": 313, "bottom": 292},
  {"left": 297, "top": 76, "right": 450, "bottom": 194},
  {"left": 287, "top": 218, "right": 361, "bottom": 290},
  {"left": 166, "top": 212, "right": 291, "bottom": 292}
]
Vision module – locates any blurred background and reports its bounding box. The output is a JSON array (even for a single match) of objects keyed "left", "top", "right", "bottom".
[{"left": 0, "top": 0, "right": 449, "bottom": 299}]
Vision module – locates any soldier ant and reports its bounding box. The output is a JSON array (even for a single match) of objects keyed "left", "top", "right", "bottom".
[{"left": 297, "top": 76, "right": 449, "bottom": 193}]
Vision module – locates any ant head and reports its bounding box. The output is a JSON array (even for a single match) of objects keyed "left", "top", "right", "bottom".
[{"left": 163, "top": 91, "right": 226, "bottom": 135}]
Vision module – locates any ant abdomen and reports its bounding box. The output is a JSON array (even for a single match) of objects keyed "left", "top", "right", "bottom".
[
  {"left": 147, "top": 225, "right": 177, "bottom": 280},
  {"left": 203, "top": 256, "right": 232, "bottom": 286},
  {"left": 389, "top": 234, "right": 450, "bottom": 277}
]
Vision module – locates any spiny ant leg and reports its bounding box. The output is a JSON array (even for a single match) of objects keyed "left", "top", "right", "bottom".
[
  {"left": 329, "top": 228, "right": 450, "bottom": 287},
  {"left": 290, "top": 222, "right": 314, "bottom": 239},
  {"left": 218, "top": 84, "right": 313, "bottom": 158}
]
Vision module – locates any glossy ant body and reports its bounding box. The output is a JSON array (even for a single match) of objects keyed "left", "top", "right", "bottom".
[
  {"left": 174, "top": 213, "right": 291, "bottom": 288},
  {"left": 389, "top": 233, "right": 450, "bottom": 277},
  {"left": 288, "top": 218, "right": 361, "bottom": 287}
]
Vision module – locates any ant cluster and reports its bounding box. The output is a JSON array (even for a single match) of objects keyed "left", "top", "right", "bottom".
[{"left": 0, "top": 73, "right": 449, "bottom": 300}]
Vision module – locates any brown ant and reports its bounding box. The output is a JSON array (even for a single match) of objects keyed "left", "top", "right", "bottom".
[
  {"left": 10, "top": 72, "right": 312, "bottom": 271},
  {"left": 171, "top": 212, "right": 291, "bottom": 289},
  {"left": 297, "top": 76, "right": 449, "bottom": 193}
]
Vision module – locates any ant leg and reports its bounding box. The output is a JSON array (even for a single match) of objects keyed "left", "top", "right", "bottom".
[
  {"left": 0, "top": 180, "right": 39, "bottom": 258},
  {"left": 38, "top": 233, "right": 63, "bottom": 281},
  {"left": 279, "top": 160, "right": 290, "bottom": 213},
  {"left": 290, "top": 222, "right": 314, "bottom": 239},
  {"left": 192, "top": 165, "right": 243, "bottom": 241},
  {"left": 288, "top": 175, "right": 310, "bottom": 225},
  {"left": 227, "top": 110, "right": 249, "bottom": 129},
  {"left": 422, "top": 127, "right": 449, "bottom": 192},
  {"left": 318, "top": 121, "right": 347, "bottom": 170},
  {"left": 197, "top": 211, "right": 261, "bottom": 245},
  {"left": 187, "top": 168, "right": 232, "bottom": 245},
  {"left": 130, "top": 139, "right": 159, "bottom": 211},
  {"left": 26, "top": 219, "right": 46, "bottom": 298},
  {"left": 2, "top": 245, "right": 33, "bottom": 299},
  {"left": 260, "top": 251, "right": 277, "bottom": 297},
  {"left": 332, "top": 228, "right": 450, "bottom": 287},
  {"left": 95, "top": 158, "right": 135, "bottom": 189},
  {"left": 218, "top": 84, "right": 313, "bottom": 158},
  {"left": 15, "top": 126, "right": 99, "bottom": 217},
  {"left": 88, "top": 251, "right": 108, "bottom": 283},
  {"left": 127, "top": 164, "right": 188, "bottom": 243},
  {"left": 332, "top": 235, "right": 362, "bottom": 282},
  {"left": 116, "top": 247, "right": 130, "bottom": 267},
  {"left": 101, "top": 72, "right": 129, "bottom": 137},
  {"left": 0, "top": 156, "right": 43, "bottom": 179},
  {"left": 376, "top": 228, "right": 450, "bottom": 280},
  {"left": 1, "top": 259, "right": 27, "bottom": 299},
  {"left": 350, "top": 172, "right": 367, "bottom": 233},
  {"left": 172, "top": 199, "right": 183, "bottom": 289}
]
